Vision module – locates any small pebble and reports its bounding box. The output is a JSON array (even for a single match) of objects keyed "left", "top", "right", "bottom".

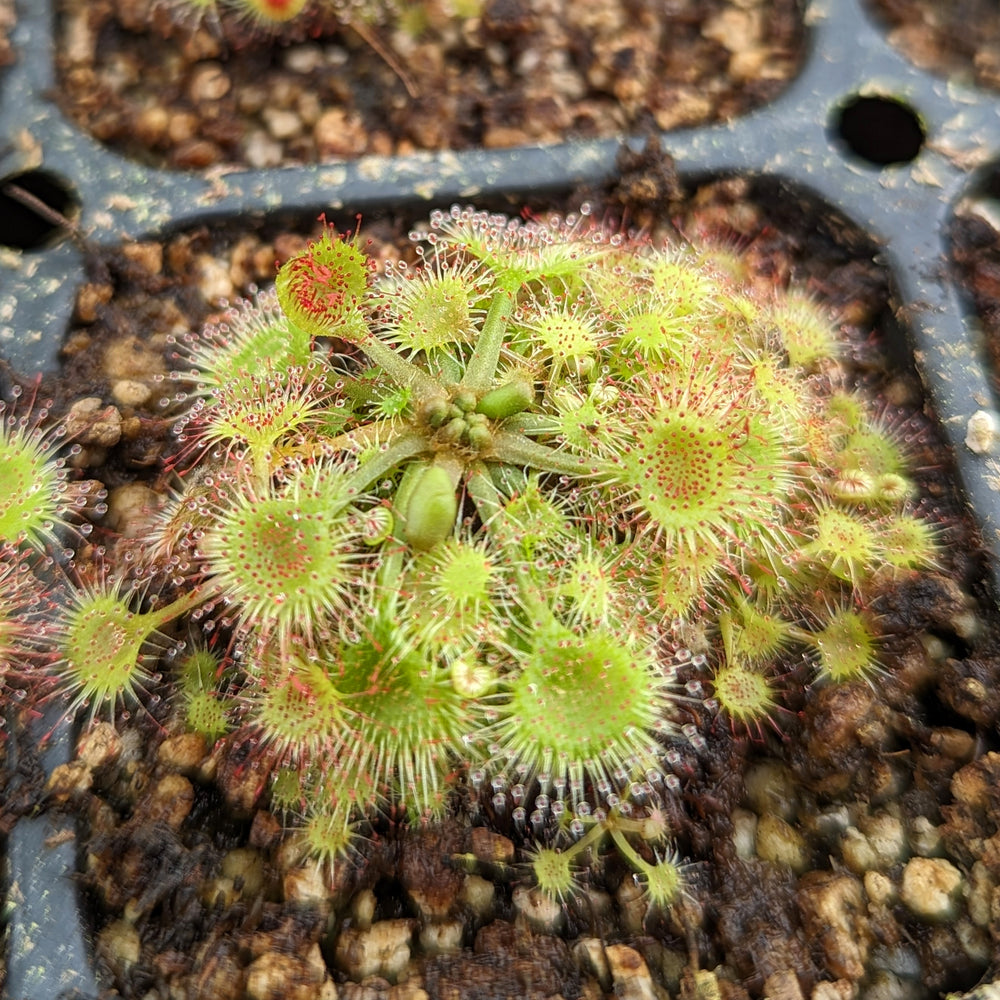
[
  {"left": 120, "top": 240, "right": 164, "bottom": 275},
  {"left": 863, "top": 871, "right": 895, "bottom": 906},
  {"left": 156, "top": 731, "right": 209, "bottom": 773},
  {"left": 965, "top": 410, "right": 999, "bottom": 454},
  {"left": 334, "top": 920, "right": 414, "bottom": 983},
  {"left": 244, "top": 129, "right": 284, "bottom": 168},
  {"left": 458, "top": 874, "right": 495, "bottom": 919},
  {"left": 900, "top": 856, "right": 964, "bottom": 922},
  {"left": 45, "top": 760, "right": 93, "bottom": 801},
  {"left": 418, "top": 920, "right": 463, "bottom": 956},
  {"left": 283, "top": 863, "right": 330, "bottom": 910},
  {"left": 187, "top": 61, "right": 231, "bottom": 102},
  {"left": 195, "top": 254, "right": 236, "bottom": 303},
  {"left": 764, "top": 969, "right": 805, "bottom": 1000},
  {"left": 797, "top": 872, "right": 870, "bottom": 982},
  {"left": 245, "top": 951, "right": 324, "bottom": 1000},
  {"left": 314, "top": 108, "right": 368, "bottom": 157},
  {"left": 104, "top": 482, "right": 159, "bottom": 536},
  {"left": 220, "top": 847, "right": 266, "bottom": 898},
  {"left": 77, "top": 722, "right": 122, "bottom": 770},
  {"left": 470, "top": 826, "right": 514, "bottom": 865},
  {"left": 111, "top": 379, "right": 153, "bottom": 408},
  {"left": 141, "top": 773, "right": 194, "bottom": 830},
  {"left": 284, "top": 43, "right": 324, "bottom": 74},
  {"left": 103, "top": 335, "right": 166, "bottom": 380},
  {"left": 96, "top": 919, "right": 142, "bottom": 978},
  {"left": 350, "top": 888, "right": 377, "bottom": 930},
  {"left": 574, "top": 937, "right": 612, "bottom": 992},
  {"left": 75, "top": 282, "right": 113, "bottom": 323},
  {"left": 756, "top": 813, "right": 809, "bottom": 874},
  {"left": 604, "top": 944, "right": 659, "bottom": 1000},
  {"left": 64, "top": 397, "right": 123, "bottom": 448},
  {"left": 262, "top": 107, "right": 302, "bottom": 141},
  {"left": 512, "top": 885, "right": 565, "bottom": 934},
  {"left": 909, "top": 815, "right": 943, "bottom": 858}
]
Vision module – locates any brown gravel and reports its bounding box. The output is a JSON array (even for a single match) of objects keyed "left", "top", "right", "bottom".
[
  {"left": 952, "top": 182, "right": 1000, "bottom": 398},
  {"left": 0, "top": 0, "right": 14, "bottom": 68},
  {"left": 868, "top": 0, "right": 1000, "bottom": 90},
  {"left": 55, "top": 0, "right": 805, "bottom": 168}
]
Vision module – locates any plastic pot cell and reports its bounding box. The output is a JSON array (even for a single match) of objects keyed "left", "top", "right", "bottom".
[{"left": 2, "top": 0, "right": 1000, "bottom": 998}]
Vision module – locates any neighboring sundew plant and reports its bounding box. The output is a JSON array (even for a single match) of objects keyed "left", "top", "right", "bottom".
[
  {"left": 20, "top": 204, "right": 939, "bottom": 903},
  {"left": 159, "top": 0, "right": 401, "bottom": 32},
  {"left": 0, "top": 390, "right": 79, "bottom": 553},
  {"left": 0, "top": 550, "right": 48, "bottom": 691}
]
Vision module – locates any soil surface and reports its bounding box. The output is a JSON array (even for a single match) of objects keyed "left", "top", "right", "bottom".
[
  {"left": 55, "top": 0, "right": 804, "bottom": 168},
  {"left": 0, "top": 0, "right": 14, "bottom": 69},
  {"left": 867, "top": 0, "right": 1000, "bottom": 90},
  {"left": 952, "top": 174, "right": 1000, "bottom": 397},
  {"left": 6, "top": 164, "right": 1000, "bottom": 1000}
]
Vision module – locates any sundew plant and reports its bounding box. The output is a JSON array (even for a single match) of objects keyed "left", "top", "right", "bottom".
[{"left": 5, "top": 205, "right": 937, "bottom": 904}]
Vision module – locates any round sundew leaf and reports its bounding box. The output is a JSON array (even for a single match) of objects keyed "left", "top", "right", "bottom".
[
  {"left": 528, "top": 845, "right": 581, "bottom": 902},
  {"left": 248, "top": 653, "right": 348, "bottom": 763},
  {"left": 636, "top": 853, "right": 684, "bottom": 909},
  {"left": 806, "top": 506, "right": 879, "bottom": 584},
  {"left": 762, "top": 290, "right": 840, "bottom": 370},
  {"left": 326, "top": 615, "right": 475, "bottom": 816},
  {"left": 180, "top": 289, "right": 314, "bottom": 390},
  {"left": 195, "top": 361, "right": 331, "bottom": 468},
  {"left": 406, "top": 537, "right": 501, "bottom": 649},
  {"left": 836, "top": 424, "right": 906, "bottom": 481},
  {"left": 198, "top": 466, "right": 361, "bottom": 634},
  {"left": 603, "top": 354, "right": 802, "bottom": 564},
  {"left": 711, "top": 661, "right": 778, "bottom": 730},
  {"left": 184, "top": 689, "right": 231, "bottom": 742},
  {"left": 178, "top": 650, "right": 230, "bottom": 741},
  {"left": 526, "top": 312, "right": 596, "bottom": 361},
  {"left": 0, "top": 426, "right": 66, "bottom": 550},
  {"left": 391, "top": 272, "right": 476, "bottom": 352},
  {"left": 236, "top": 0, "right": 308, "bottom": 22},
  {"left": 297, "top": 803, "right": 358, "bottom": 865},
  {"left": 727, "top": 597, "right": 793, "bottom": 663},
  {"left": 618, "top": 308, "right": 685, "bottom": 364},
  {"left": 811, "top": 608, "right": 878, "bottom": 684},
  {"left": 0, "top": 556, "right": 41, "bottom": 665},
  {"left": 878, "top": 512, "right": 938, "bottom": 571},
  {"left": 52, "top": 588, "right": 184, "bottom": 719},
  {"left": 275, "top": 230, "right": 372, "bottom": 342},
  {"left": 499, "top": 620, "right": 669, "bottom": 787},
  {"left": 614, "top": 386, "right": 790, "bottom": 551}
]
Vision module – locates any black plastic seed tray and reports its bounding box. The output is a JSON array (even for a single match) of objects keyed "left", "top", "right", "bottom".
[{"left": 2, "top": 0, "right": 1000, "bottom": 996}]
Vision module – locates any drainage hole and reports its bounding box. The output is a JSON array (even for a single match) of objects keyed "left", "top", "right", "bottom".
[
  {"left": 0, "top": 170, "right": 80, "bottom": 250},
  {"left": 834, "top": 95, "right": 925, "bottom": 167}
]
